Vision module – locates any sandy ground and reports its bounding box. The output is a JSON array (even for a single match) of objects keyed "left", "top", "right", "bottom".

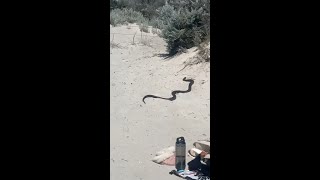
[{"left": 110, "top": 24, "right": 210, "bottom": 180}]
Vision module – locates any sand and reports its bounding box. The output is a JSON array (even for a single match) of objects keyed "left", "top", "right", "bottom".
[{"left": 110, "top": 24, "right": 210, "bottom": 180}]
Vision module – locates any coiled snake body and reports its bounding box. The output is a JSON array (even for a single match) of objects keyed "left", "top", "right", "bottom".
[{"left": 142, "top": 77, "right": 194, "bottom": 104}]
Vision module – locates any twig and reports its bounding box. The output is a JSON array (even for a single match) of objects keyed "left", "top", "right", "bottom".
[{"left": 132, "top": 32, "right": 137, "bottom": 44}]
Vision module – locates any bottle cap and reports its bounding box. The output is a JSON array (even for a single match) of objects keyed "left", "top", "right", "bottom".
[{"left": 176, "top": 137, "right": 185, "bottom": 143}]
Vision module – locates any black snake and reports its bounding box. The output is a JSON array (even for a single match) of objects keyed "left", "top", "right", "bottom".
[{"left": 142, "top": 77, "right": 194, "bottom": 104}]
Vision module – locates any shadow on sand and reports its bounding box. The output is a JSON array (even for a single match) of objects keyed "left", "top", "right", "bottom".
[{"left": 156, "top": 53, "right": 172, "bottom": 60}]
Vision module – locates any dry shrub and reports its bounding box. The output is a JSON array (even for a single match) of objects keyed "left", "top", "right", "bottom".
[{"left": 140, "top": 35, "right": 152, "bottom": 47}]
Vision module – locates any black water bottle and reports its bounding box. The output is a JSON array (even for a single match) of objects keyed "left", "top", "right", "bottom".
[{"left": 175, "top": 137, "right": 186, "bottom": 171}]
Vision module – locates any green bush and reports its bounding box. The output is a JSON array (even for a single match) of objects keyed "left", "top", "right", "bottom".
[
  {"left": 110, "top": 8, "right": 148, "bottom": 26},
  {"left": 147, "top": 4, "right": 178, "bottom": 30},
  {"left": 162, "top": 6, "right": 210, "bottom": 55},
  {"left": 111, "top": 0, "right": 166, "bottom": 19}
]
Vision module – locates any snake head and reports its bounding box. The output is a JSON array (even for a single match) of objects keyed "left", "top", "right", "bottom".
[{"left": 183, "top": 77, "right": 194, "bottom": 81}]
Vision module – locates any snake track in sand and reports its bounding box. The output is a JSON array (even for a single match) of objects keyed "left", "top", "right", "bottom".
[{"left": 142, "top": 77, "right": 194, "bottom": 104}]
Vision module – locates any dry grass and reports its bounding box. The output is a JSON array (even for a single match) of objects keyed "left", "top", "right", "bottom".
[
  {"left": 110, "top": 34, "right": 122, "bottom": 49},
  {"left": 140, "top": 35, "right": 152, "bottom": 47},
  {"left": 110, "top": 41, "right": 122, "bottom": 49},
  {"left": 197, "top": 41, "right": 210, "bottom": 62},
  {"left": 177, "top": 42, "right": 210, "bottom": 72}
]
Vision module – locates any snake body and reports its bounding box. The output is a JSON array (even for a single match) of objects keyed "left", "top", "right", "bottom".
[{"left": 142, "top": 77, "right": 194, "bottom": 104}]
